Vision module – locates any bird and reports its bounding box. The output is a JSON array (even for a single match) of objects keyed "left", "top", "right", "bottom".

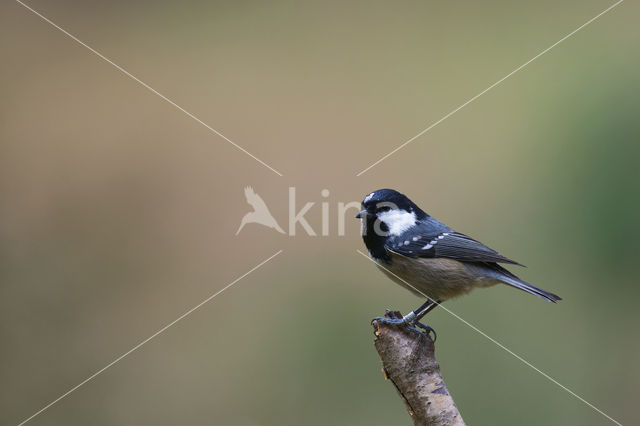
[
  {"left": 356, "top": 189, "right": 560, "bottom": 336},
  {"left": 236, "top": 186, "right": 285, "bottom": 235}
]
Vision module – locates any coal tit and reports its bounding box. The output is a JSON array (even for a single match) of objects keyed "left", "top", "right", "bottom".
[{"left": 356, "top": 189, "right": 560, "bottom": 333}]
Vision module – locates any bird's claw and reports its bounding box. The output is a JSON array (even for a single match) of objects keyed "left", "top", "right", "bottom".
[
  {"left": 383, "top": 309, "right": 402, "bottom": 320},
  {"left": 414, "top": 322, "right": 437, "bottom": 341}
]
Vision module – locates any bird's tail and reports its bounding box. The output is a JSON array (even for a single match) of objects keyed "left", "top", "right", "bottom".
[{"left": 499, "top": 275, "right": 561, "bottom": 303}]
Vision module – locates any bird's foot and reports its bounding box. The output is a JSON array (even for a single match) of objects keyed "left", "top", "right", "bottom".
[
  {"left": 414, "top": 322, "right": 437, "bottom": 342},
  {"left": 373, "top": 310, "right": 437, "bottom": 341},
  {"left": 373, "top": 309, "right": 408, "bottom": 326}
]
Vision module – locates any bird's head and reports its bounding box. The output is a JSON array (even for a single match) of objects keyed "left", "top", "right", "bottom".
[{"left": 356, "top": 189, "right": 427, "bottom": 238}]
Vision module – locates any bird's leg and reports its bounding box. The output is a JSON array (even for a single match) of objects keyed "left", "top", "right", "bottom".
[
  {"left": 412, "top": 301, "right": 440, "bottom": 341},
  {"left": 401, "top": 299, "right": 440, "bottom": 341},
  {"left": 401, "top": 299, "right": 435, "bottom": 323},
  {"left": 414, "top": 299, "right": 440, "bottom": 322}
]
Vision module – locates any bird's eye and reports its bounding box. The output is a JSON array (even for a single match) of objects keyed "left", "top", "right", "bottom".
[{"left": 376, "top": 206, "right": 391, "bottom": 213}]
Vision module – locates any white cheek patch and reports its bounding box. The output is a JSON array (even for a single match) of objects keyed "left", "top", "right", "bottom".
[{"left": 377, "top": 210, "right": 416, "bottom": 236}]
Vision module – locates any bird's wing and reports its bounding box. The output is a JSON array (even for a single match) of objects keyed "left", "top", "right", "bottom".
[
  {"left": 244, "top": 186, "right": 269, "bottom": 211},
  {"left": 387, "top": 231, "right": 524, "bottom": 266}
]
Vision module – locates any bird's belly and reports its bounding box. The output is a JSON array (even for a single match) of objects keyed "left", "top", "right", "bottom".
[{"left": 374, "top": 253, "right": 497, "bottom": 301}]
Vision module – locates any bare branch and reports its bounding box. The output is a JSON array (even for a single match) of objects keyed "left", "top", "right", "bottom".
[{"left": 372, "top": 312, "right": 465, "bottom": 426}]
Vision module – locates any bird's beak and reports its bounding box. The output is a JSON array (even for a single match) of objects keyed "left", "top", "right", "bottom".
[{"left": 355, "top": 210, "right": 367, "bottom": 219}]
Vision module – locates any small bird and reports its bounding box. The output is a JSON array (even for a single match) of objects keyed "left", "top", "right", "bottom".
[
  {"left": 356, "top": 189, "right": 560, "bottom": 334},
  {"left": 236, "top": 186, "right": 285, "bottom": 235}
]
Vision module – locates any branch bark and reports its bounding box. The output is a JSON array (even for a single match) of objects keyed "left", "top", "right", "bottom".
[{"left": 372, "top": 311, "right": 465, "bottom": 426}]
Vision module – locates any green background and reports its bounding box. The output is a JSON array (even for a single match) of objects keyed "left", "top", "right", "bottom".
[{"left": 1, "top": 1, "right": 638, "bottom": 425}]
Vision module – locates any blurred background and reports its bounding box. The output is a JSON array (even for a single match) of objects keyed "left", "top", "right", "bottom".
[{"left": 1, "top": 0, "right": 638, "bottom": 425}]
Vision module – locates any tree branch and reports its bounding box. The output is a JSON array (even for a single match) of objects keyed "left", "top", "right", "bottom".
[{"left": 372, "top": 311, "right": 465, "bottom": 426}]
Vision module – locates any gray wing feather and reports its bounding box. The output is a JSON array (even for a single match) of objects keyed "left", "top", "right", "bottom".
[{"left": 388, "top": 231, "right": 524, "bottom": 266}]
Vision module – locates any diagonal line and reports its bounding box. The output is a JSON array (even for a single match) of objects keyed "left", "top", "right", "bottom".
[
  {"left": 15, "top": 0, "right": 283, "bottom": 177},
  {"left": 356, "top": 0, "right": 623, "bottom": 176},
  {"left": 356, "top": 249, "right": 623, "bottom": 426},
  {"left": 17, "top": 249, "right": 283, "bottom": 426}
]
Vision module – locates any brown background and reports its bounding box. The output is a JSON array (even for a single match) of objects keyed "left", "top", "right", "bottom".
[{"left": 1, "top": 1, "right": 639, "bottom": 425}]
